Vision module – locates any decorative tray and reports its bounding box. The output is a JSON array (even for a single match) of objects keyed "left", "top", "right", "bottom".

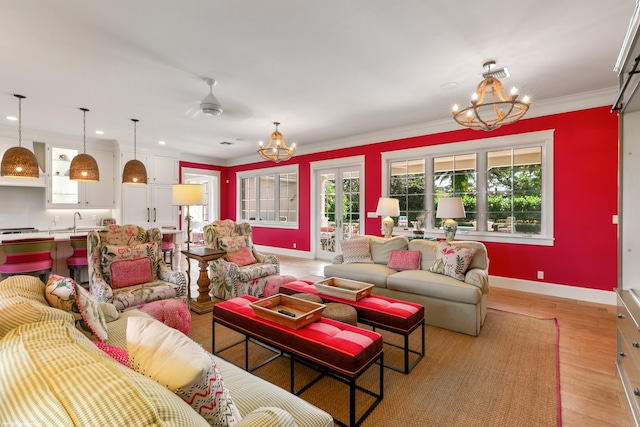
[
  {"left": 314, "top": 277, "right": 374, "bottom": 301},
  {"left": 250, "top": 294, "right": 325, "bottom": 329}
]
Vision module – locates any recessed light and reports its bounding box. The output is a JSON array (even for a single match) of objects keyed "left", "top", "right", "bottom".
[
  {"left": 158, "top": 140, "right": 166, "bottom": 145},
  {"left": 6, "top": 116, "right": 17, "bottom": 121},
  {"left": 95, "top": 130, "right": 104, "bottom": 135}
]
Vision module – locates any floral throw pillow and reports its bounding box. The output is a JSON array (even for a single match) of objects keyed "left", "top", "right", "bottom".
[
  {"left": 341, "top": 237, "right": 374, "bottom": 264},
  {"left": 46, "top": 274, "right": 109, "bottom": 342},
  {"left": 387, "top": 250, "right": 421, "bottom": 271},
  {"left": 127, "top": 316, "right": 242, "bottom": 426},
  {"left": 429, "top": 241, "right": 477, "bottom": 281}
]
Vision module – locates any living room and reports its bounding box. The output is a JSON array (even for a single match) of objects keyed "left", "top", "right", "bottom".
[{"left": 0, "top": 1, "right": 638, "bottom": 426}]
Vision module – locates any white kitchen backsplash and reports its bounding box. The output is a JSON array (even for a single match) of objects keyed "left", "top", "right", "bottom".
[{"left": 0, "top": 186, "right": 113, "bottom": 231}]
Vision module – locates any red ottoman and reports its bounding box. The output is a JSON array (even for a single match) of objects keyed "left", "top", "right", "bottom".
[{"left": 138, "top": 299, "right": 192, "bottom": 335}]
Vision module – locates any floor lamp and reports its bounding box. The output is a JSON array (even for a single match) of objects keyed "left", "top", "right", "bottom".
[
  {"left": 436, "top": 197, "right": 466, "bottom": 242},
  {"left": 172, "top": 184, "right": 206, "bottom": 251}
]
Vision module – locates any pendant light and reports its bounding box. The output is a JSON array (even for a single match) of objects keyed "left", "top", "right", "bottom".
[
  {"left": 0, "top": 94, "right": 40, "bottom": 178},
  {"left": 257, "top": 122, "right": 296, "bottom": 163},
  {"left": 122, "top": 118, "right": 147, "bottom": 184},
  {"left": 69, "top": 108, "right": 100, "bottom": 182}
]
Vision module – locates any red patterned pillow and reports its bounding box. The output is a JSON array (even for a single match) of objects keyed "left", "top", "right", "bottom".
[
  {"left": 110, "top": 258, "right": 153, "bottom": 288},
  {"left": 387, "top": 250, "right": 421, "bottom": 271},
  {"left": 226, "top": 247, "right": 257, "bottom": 267}
]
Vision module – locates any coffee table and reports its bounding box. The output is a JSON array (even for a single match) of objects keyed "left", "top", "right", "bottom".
[
  {"left": 280, "top": 280, "right": 425, "bottom": 374},
  {"left": 213, "top": 296, "right": 384, "bottom": 427}
]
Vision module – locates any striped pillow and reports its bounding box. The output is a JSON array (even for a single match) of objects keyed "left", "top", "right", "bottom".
[{"left": 341, "top": 237, "right": 374, "bottom": 264}]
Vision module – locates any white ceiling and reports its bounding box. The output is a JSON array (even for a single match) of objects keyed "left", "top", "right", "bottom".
[{"left": 0, "top": 0, "right": 634, "bottom": 166}]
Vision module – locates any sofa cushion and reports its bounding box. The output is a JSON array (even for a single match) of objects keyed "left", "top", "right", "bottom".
[
  {"left": 370, "top": 236, "right": 409, "bottom": 264},
  {"left": 324, "top": 263, "right": 395, "bottom": 288},
  {"left": 430, "top": 241, "right": 477, "bottom": 281},
  {"left": 0, "top": 320, "right": 209, "bottom": 427},
  {"left": 0, "top": 276, "right": 75, "bottom": 340},
  {"left": 341, "top": 237, "right": 374, "bottom": 264},
  {"left": 387, "top": 270, "right": 483, "bottom": 304},
  {"left": 387, "top": 250, "right": 421, "bottom": 271},
  {"left": 237, "top": 407, "right": 296, "bottom": 427},
  {"left": 110, "top": 258, "right": 154, "bottom": 288},
  {"left": 127, "top": 316, "right": 242, "bottom": 426},
  {"left": 226, "top": 247, "right": 257, "bottom": 266}
]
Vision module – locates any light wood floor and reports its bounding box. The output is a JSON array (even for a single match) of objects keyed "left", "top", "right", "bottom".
[{"left": 181, "top": 252, "right": 632, "bottom": 427}]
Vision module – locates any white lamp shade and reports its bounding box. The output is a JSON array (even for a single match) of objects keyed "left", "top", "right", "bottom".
[
  {"left": 436, "top": 197, "right": 466, "bottom": 219},
  {"left": 172, "top": 184, "right": 207, "bottom": 206},
  {"left": 375, "top": 197, "right": 400, "bottom": 217}
]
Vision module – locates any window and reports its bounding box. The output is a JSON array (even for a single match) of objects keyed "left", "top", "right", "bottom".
[
  {"left": 382, "top": 130, "right": 553, "bottom": 245},
  {"left": 238, "top": 165, "right": 298, "bottom": 227}
]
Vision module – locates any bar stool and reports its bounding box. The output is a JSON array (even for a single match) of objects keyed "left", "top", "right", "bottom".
[
  {"left": 0, "top": 237, "right": 55, "bottom": 283},
  {"left": 67, "top": 235, "right": 88, "bottom": 286},
  {"left": 161, "top": 227, "right": 176, "bottom": 270}
]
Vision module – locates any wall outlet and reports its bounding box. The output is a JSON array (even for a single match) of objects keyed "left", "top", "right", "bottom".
[
  {"left": 613, "top": 214, "right": 619, "bottom": 224},
  {"left": 54, "top": 215, "right": 60, "bottom": 222},
  {"left": 537, "top": 271, "right": 544, "bottom": 280},
  {"left": 92, "top": 215, "right": 97, "bottom": 221},
  {"left": 293, "top": 243, "right": 297, "bottom": 249}
]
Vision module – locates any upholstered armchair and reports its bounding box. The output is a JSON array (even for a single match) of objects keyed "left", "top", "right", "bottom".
[
  {"left": 203, "top": 219, "right": 280, "bottom": 300},
  {"left": 87, "top": 224, "right": 187, "bottom": 311}
]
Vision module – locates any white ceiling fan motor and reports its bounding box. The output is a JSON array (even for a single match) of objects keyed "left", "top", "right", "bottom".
[{"left": 200, "top": 78, "right": 223, "bottom": 116}]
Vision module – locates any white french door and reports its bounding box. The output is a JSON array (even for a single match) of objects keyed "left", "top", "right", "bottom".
[{"left": 314, "top": 160, "right": 364, "bottom": 260}]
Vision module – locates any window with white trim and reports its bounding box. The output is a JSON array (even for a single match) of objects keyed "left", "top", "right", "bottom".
[
  {"left": 382, "top": 130, "right": 553, "bottom": 245},
  {"left": 238, "top": 165, "right": 298, "bottom": 227}
]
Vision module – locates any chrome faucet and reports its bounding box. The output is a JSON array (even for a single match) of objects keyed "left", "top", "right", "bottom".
[
  {"left": 73, "top": 212, "right": 82, "bottom": 235},
  {"left": 48, "top": 219, "right": 57, "bottom": 235}
]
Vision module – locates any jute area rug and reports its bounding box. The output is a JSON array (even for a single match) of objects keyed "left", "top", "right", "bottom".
[{"left": 191, "top": 308, "right": 560, "bottom": 427}]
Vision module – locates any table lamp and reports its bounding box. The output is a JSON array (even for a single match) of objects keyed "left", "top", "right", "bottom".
[
  {"left": 436, "top": 197, "right": 466, "bottom": 242},
  {"left": 172, "top": 184, "right": 207, "bottom": 251},
  {"left": 376, "top": 197, "right": 400, "bottom": 239}
]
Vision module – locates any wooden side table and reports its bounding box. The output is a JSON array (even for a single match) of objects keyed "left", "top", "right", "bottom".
[{"left": 181, "top": 247, "right": 225, "bottom": 314}]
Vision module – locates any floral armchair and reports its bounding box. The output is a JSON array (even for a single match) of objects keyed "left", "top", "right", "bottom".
[
  {"left": 87, "top": 224, "right": 187, "bottom": 311},
  {"left": 203, "top": 219, "right": 280, "bottom": 300}
]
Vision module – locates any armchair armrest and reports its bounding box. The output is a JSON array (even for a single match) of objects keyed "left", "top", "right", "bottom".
[
  {"left": 208, "top": 258, "right": 241, "bottom": 299},
  {"left": 158, "top": 263, "right": 187, "bottom": 297},
  {"left": 464, "top": 268, "right": 489, "bottom": 294},
  {"left": 253, "top": 250, "right": 279, "bottom": 266}
]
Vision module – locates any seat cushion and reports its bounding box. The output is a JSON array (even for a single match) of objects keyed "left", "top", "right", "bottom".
[
  {"left": 237, "top": 263, "right": 279, "bottom": 282},
  {"left": 387, "top": 270, "right": 482, "bottom": 304},
  {"left": 111, "top": 279, "right": 180, "bottom": 312}
]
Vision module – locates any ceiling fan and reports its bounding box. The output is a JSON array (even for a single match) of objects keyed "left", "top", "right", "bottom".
[{"left": 200, "top": 78, "right": 223, "bottom": 116}]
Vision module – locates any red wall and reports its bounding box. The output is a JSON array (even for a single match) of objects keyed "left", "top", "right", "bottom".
[{"left": 215, "top": 106, "right": 618, "bottom": 292}]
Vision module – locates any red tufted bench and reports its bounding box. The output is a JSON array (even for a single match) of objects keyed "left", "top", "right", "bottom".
[
  {"left": 213, "top": 296, "right": 383, "bottom": 427},
  {"left": 280, "top": 280, "right": 424, "bottom": 374}
]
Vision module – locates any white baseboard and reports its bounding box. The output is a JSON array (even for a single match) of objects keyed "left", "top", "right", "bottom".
[
  {"left": 254, "top": 245, "right": 316, "bottom": 259},
  {"left": 489, "top": 275, "right": 616, "bottom": 306}
]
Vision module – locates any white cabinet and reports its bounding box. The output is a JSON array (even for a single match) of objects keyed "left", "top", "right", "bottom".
[
  {"left": 122, "top": 183, "right": 178, "bottom": 228},
  {"left": 121, "top": 152, "right": 179, "bottom": 228},
  {"left": 48, "top": 146, "right": 115, "bottom": 208},
  {"left": 121, "top": 152, "right": 178, "bottom": 184}
]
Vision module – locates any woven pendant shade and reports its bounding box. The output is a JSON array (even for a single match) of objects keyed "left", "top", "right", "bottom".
[
  {"left": 122, "top": 159, "right": 147, "bottom": 184},
  {"left": 1, "top": 146, "right": 40, "bottom": 178},
  {"left": 69, "top": 153, "right": 100, "bottom": 182},
  {"left": 0, "top": 94, "right": 39, "bottom": 179},
  {"left": 122, "top": 118, "right": 147, "bottom": 184},
  {"left": 70, "top": 108, "right": 100, "bottom": 182}
]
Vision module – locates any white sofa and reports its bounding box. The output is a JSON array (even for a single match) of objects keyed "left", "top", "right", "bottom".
[
  {"left": 324, "top": 236, "right": 490, "bottom": 336},
  {"left": 0, "top": 275, "right": 334, "bottom": 427}
]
